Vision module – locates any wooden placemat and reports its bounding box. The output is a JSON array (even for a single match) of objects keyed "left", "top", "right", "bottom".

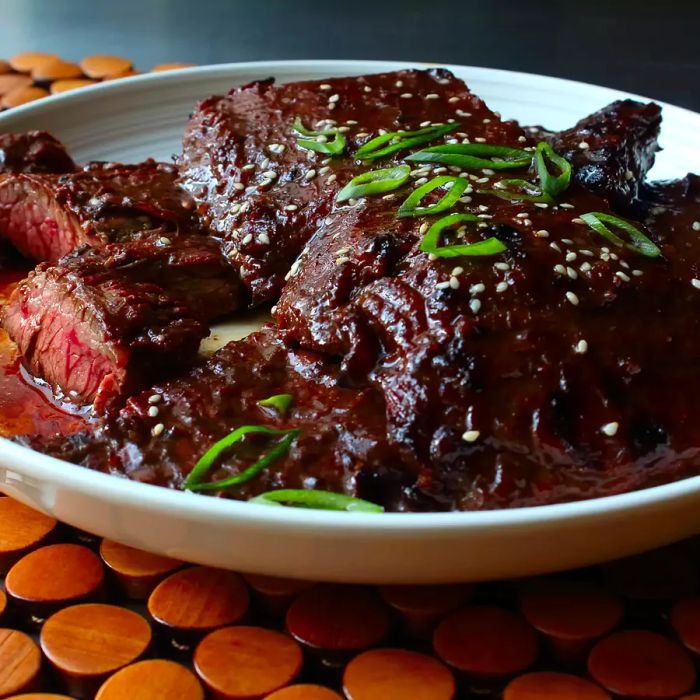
[
  {"left": 1, "top": 494, "right": 700, "bottom": 698},
  {"left": 0, "top": 52, "right": 194, "bottom": 109}
]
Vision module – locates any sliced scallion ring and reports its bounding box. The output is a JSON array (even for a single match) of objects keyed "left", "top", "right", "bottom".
[
  {"left": 420, "top": 213, "right": 507, "bottom": 258},
  {"left": 396, "top": 175, "right": 469, "bottom": 218},
  {"left": 405, "top": 143, "right": 532, "bottom": 170},
  {"left": 336, "top": 164, "right": 410, "bottom": 202},
  {"left": 258, "top": 393, "right": 293, "bottom": 415},
  {"left": 292, "top": 116, "right": 347, "bottom": 156},
  {"left": 580, "top": 212, "right": 661, "bottom": 258},
  {"left": 355, "top": 123, "right": 459, "bottom": 160},
  {"left": 535, "top": 141, "right": 572, "bottom": 198},
  {"left": 249, "top": 489, "right": 385, "bottom": 512},
  {"left": 479, "top": 178, "right": 554, "bottom": 204},
  {"left": 183, "top": 425, "right": 300, "bottom": 492}
]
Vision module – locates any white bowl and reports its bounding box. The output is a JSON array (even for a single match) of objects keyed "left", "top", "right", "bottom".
[{"left": 1, "top": 60, "right": 699, "bottom": 584}]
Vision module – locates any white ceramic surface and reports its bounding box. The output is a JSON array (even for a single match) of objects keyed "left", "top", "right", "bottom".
[{"left": 0, "top": 60, "right": 699, "bottom": 584}]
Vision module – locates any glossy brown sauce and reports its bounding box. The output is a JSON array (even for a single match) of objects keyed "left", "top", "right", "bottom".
[{"left": 0, "top": 265, "right": 87, "bottom": 438}]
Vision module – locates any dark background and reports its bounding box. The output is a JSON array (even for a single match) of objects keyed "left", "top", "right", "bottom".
[{"left": 0, "top": 0, "right": 697, "bottom": 111}]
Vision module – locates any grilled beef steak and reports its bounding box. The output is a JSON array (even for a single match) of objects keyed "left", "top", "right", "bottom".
[
  {"left": 0, "top": 160, "right": 198, "bottom": 262},
  {"left": 0, "top": 131, "right": 77, "bottom": 175}
]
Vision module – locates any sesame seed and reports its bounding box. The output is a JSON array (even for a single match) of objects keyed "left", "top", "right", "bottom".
[
  {"left": 692, "top": 279, "right": 700, "bottom": 290},
  {"left": 426, "top": 93, "right": 439, "bottom": 100},
  {"left": 158, "top": 237, "right": 171, "bottom": 245},
  {"left": 401, "top": 93, "right": 414, "bottom": 98},
  {"left": 534, "top": 202, "right": 549, "bottom": 208},
  {"left": 328, "top": 94, "right": 340, "bottom": 103},
  {"left": 304, "top": 169, "right": 317, "bottom": 181},
  {"left": 554, "top": 264, "right": 566, "bottom": 275},
  {"left": 270, "top": 305, "right": 278, "bottom": 314},
  {"left": 328, "top": 103, "right": 336, "bottom": 111},
  {"left": 346, "top": 119, "right": 358, "bottom": 125},
  {"left": 601, "top": 421, "right": 619, "bottom": 437},
  {"left": 478, "top": 205, "right": 490, "bottom": 213},
  {"left": 565, "top": 291, "right": 579, "bottom": 306},
  {"left": 693, "top": 221, "right": 700, "bottom": 232},
  {"left": 451, "top": 266, "right": 464, "bottom": 276},
  {"left": 474, "top": 136, "right": 486, "bottom": 143},
  {"left": 448, "top": 96, "right": 460, "bottom": 104},
  {"left": 580, "top": 262, "right": 592, "bottom": 272},
  {"left": 550, "top": 242, "right": 561, "bottom": 252},
  {"left": 580, "top": 249, "right": 594, "bottom": 257},
  {"left": 148, "top": 394, "right": 161, "bottom": 404},
  {"left": 449, "top": 276, "right": 460, "bottom": 289},
  {"left": 268, "top": 143, "right": 285, "bottom": 154},
  {"left": 260, "top": 158, "right": 270, "bottom": 169},
  {"left": 436, "top": 281, "right": 451, "bottom": 290},
  {"left": 494, "top": 262, "right": 510, "bottom": 271},
  {"left": 261, "top": 170, "right": 277, "bottom": 180},
  {"left": 470, "top": 283, "right": 485, "bottom": 294},
  {"left": 624, "top": 169, "right": 634, "bottom": 181},
  {"left": 259, "top": 178, "right": 274, "bottom": 188},
  {"left": 459, "top": 196, "right": 473, "bottom": 204},
  {"left": 565, "top": 252, "right": 577, "bottom": 262},
  {"left": 559, "top": 202, "right": 575, "bottom": 209},
  {"left": 241, "top": 233, "right": 253, "bottom": 245},
  {"left": 233, "top": 182, "right": 245, "bottom": 191},
  {"left": 433, "top": 167, "right": 448, "bottom": 175},
  {"left": 561, "top": 239, "right": 574, "bottom": 245},
  {"left": 566, "top": 267, "right": 578, "bottom": 279},
  {"left": 148, "top": 406, "right": 159, "bottom": 417},
  {"left": 632, "top": 269, "right": 643, "bottom": 277},
  {"left": 356, "top": 132, "right": 369, "bottom": 138},
  {"left": 415, "top": 177, "right": 428, "bottom": 186},
  {"left": 496, "top": 281, "right": 508, "bottom": 293},
  {"left": 456, "top": 109, "right": 472, "bottom": 117},
  {"left": 578, "top": 141, "right": 590, "bottom": 150},
  {"left": 285, "top": 204, "right": 298, "bottom": 211},
  {"left": 395, "top": 80, "right": 404, "bottom": 87},
  {"left": 522, "top": 219, "right": 532, "bottom": 226},
  {"left": 315, "top": 135, "right": 328, "bottom": 143},
  {"left": 419, "top": 222, "right": 430, "bottom": 235},
  {"left": 482, "top": 168, "right": 495, "bottom": 176},
  {"left": 571, "top": 217, "right": 585, "bottom": 224},
  {"left": 535, "top": 229, "right": 550, "bottom": 238},
  {"left": 318, "top": 166, "right": 331, "bottom": 175},
  {"left": 242, "top": 163, "right": 255, "bottom": 171},
  {"left": 469, "top": 298, "right": 482, "bottom": 314},
  {"left": 364, "top": 86, "right": 372, "bottom": 93},
  {"left": 515, "top": 212, "right": 529, "bottom": 219},
  {"left": 151, "top": 423, "right": 165, "bottom": 437},
  {"left": 619, "top": 260, "right": 630, "bottom": 269},
  {"left": 239, "top": 202, "right": 250, "bottom": 214},
  {"left": 348, "top": 198, "right": 358, "bottom": 205},
  {"left": 462, "top": 430, "right": 480, "bottom": 442},
  {"left": 615, "top": 271, "right": 631, "bottom": 282},
  {"left": 575, "top": 339, "right": 588, "bottom": 354},
  {"left": 258, "top": 233, "right": 271, "bottom": 245},
  {"left": 328, "top": 173, "right": 339, "bottom": 185},
  {"left": 420, "top": 120, "right": 432, "bottom": 128},
  {"left": 336, "top": 256, "right": 351, "bottom": 266},
  {"left": 319, "top": 83, "right": 331, "bottom": 90},
  {"left": 518, "top": 135, "right": 527, "bottom": 143},
  {"left": 428, "top": 253, "right": 438, "bottom": 261},
  {"left": 476, "top": 177, "right": 490, "bottom": 184},
  {"left": 381, "top": 194, "right": 395, "bottom": 201}
]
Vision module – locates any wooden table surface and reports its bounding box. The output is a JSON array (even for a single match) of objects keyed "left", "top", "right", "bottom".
[{"left": 0, "top": 0, "right": 696, "bottom": 111}]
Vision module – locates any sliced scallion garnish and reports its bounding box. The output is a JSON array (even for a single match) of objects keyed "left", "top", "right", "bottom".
[
  {"left": 479, "top": 178, "right": 554, "bottom": 204},
  {"left": 292, "top": 117, "right": 347, "bottom": 156},
  {"left": 336, "top": 164, "right": 410, "bottom": 202},
  {"left": 405, "top": 143, "right": 532, "bottom": 170},
  {"left": 355, "top": 123, "right": 459, "bottom": 160},
  {"left": 249, "top": 489, "right": 385, "bottom": 512},
  {"left": 580, "top": 212, "right": 661, "bottom": 258},
  {"left": 396, "top": 175, "right": 469, "bottom": 218},
  {"left": 258, "top": 394, "right": 293, "bottom": 416},
  {"left": 534, "top": 142, "right": 571, "bottom": 198},
  {"left": 420, "top": 213, "right": 507, "bottom": 258},
  {"left": 183, "top": 425, "right": 300, "bottom": 492}
]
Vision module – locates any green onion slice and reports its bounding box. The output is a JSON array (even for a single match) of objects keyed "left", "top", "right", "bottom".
[
  {"left": 183, "top": 425, "right": 300, "bottom": 492},
  {"left": 535, "top": 141, "right": 571, "bottom": 198},
  {"left": 336, "top": 164, "right": 410, "bottom": 202},
  {"left": 479, "top": 178, "right": 554, "bottom": 204},
  {"left": 420, "top": 213, "right": 507, "bottom": 258},
  {"left": 396, "top": 176, "right": 469, "bottom": 218},
  {"left": 355, "top": 123, "right": 459, "bottom": 160},
  {"left": 249, "top": 489, "right": 385, "bottom": 512},
  {"left": 580, "top": 212, "right": 661, "bottom": 258},
  {"left": 292, "top": 117, "right": 346, "bottom": 156},
  {"left": 258, "top": 393, "right": 293, "bottom": 415},
  {"left": 405, "top": 143, "right": 532, "bottom": 170}
]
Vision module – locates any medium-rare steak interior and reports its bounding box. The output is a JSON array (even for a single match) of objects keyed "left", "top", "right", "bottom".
[{"left": 2, "top": 67, "right": 700, "bottom": 511}]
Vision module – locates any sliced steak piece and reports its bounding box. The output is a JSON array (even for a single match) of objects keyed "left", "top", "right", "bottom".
[
  {"left": 16, "top": 329, "right": 411, "bottom": 509},
  {"left": 179, "top": 68, "right": 525, "bottom": 306},
  {"left": 548, "top": 100, "right": 661, "bottom": 211},
  {"left": 59, "top": 236, "right": 244, "bottom": 321},
  {"left": 0, "top": 159, "right": 197, "bottom": 262},
  {"left": 2, "top": 257, "right": 207, "bottom": 411},
  {"left": 0, "top": 131, "right": 76, "bottom": 175}
]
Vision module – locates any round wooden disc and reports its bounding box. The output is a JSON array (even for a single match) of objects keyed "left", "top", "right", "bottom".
[
  {"left": 151, "top": 63, "right": 196, "bottom": 72},
  {"left": 100, "top": 539, "right": 182, "bottom": 600},
  {"left": 0, "top": 629, "right": 41, "bottom": 697},
  {"left": 504, "top": 672, "right": 611, "bottom": 699},
  {"left": 343, "top": 648, "right": 455, "bottom": 700},
  {"left": 9, "top": 52, "right": 58, "bottom": 73},
  {"left": 588, "top": 630, "right": 696, "bottom": 698},
  {"left": 0, "top": 499, "right": 56, "bottom": 573},
  {"left": 5, "top": 544, "right": 104, "bottom": 612},
  {"left": 0, "top": 74, "right": 32, "bottom": 97},
  {"left": 41, "top": 604, "right": 151, "bottom": 678},
  {"left": 1, "top": 87, "right": 49, "bottom": 109},
  {"left": 148, "top": 566, "right": 249, "bottom": 632},
  {"left": 518, "top": 579, "right": 623, "bottom": 641},
  {"left": 31, "top": 59, "right": 82, "bottom": 82},
  {"left": 95, "top": 659, "right": 204, "bottom": 700},
  {"left": 264, "top": 685, "right": 342, "bottom": 700},
  {"left": 80, "top": 55, "right": 133, "bottom": 79},
  {"left": 433, "top": 605, "right": 538, "bottom": 678},
  {"left": 286, "top": 585, "right": 391, "bottom": 653},
  {"left": 242, "top": 573, "right": 312, "bottom": 615},
  {"left": 672, "top": 597, "right": 700, "bottom": 654},
  {"left": 49, "top": 79, "right": 97, "bottom": 95},
  {"left": 194, "top": 626, "right": 302, "bottom": 699}
]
